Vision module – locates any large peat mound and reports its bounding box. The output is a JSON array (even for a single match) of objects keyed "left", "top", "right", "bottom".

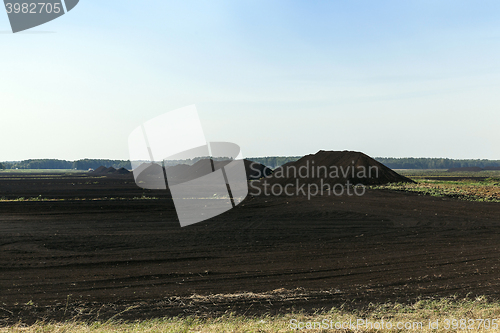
[{"left": 263, "top": 150, "right": 414, "bottom": 186}]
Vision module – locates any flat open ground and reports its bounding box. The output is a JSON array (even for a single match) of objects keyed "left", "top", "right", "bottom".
[{"left": 1, "top": 171, "right": 500, "bottom": 324}]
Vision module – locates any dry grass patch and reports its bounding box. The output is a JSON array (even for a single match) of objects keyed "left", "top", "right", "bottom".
[{"left": 2, "top": 296, "right": 500, "bottom": 332}]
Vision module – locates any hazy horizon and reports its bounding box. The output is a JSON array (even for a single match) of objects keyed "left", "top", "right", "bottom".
[{"left": 3, "top": 153, "right": 500, "bottom": 163}]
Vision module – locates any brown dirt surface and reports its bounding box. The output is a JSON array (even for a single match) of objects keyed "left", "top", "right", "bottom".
[{"left": 1, "top": 171, "right": 500, "bottom": 325}]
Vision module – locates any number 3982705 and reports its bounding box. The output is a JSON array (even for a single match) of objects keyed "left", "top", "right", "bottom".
[{"left": 5, "top": 3, "right": 62, "bottom": 14}]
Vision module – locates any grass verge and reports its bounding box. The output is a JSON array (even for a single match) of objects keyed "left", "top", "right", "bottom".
[
  {"left": 371, "top": 170, "right": 500, "bottom": 203},
  {"left": 2, "top": 297, "right": 500, "bottom": 332},
  {"left": 371, "top": 179, "right": 500, "bottom": 202}
]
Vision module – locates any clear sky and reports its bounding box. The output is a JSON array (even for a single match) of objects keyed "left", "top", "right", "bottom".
[{"left": 1, "top": 0, "right": 500, "bottom": 161}]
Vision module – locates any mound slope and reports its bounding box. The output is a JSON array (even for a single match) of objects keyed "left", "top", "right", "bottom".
[
  {"left": 263, "top": 150, "right": 413, "bottom": 186},
  {"left": 91, "top": 166, "right": 109, "bottom": 174},
  {"left": 91, "top": 166, "right": 131, "bottom": 176},
  {"left": 114, "top": 167, "right": 131, "bottom": 175}
]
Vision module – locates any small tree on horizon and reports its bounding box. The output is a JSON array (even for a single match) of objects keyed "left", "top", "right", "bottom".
[{"left": 0, "top": 163, "right": 4, "bottom": 170}]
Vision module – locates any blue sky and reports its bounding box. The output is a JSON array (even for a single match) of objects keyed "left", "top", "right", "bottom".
[{"left": 1, "top": 0, "right": 500, "bottom": 160}]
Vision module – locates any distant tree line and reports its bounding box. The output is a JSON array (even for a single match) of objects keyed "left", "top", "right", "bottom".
[
  {"left": 2, "top": 157, "right": 500, "bottom": 170},
  {"left": 1, "top": 159, "right": 131, "bottom": 170},
  {"left": 247, "top": 156, "right": 302, "bottom": 169},
  {"left": 374, "top": 157, "right": 500, "bottom": 170},
  {"left": 72, "top": 159, "right": 131, "bottom": 170},
  {"left": 163, "top": 156, "right": 233, "bottom": 167}
]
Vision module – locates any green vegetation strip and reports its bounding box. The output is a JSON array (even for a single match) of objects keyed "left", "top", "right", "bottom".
[
  {"left": 396, "top": 170, "right": 500, "bottom": 179},
  {"left": 0, "top": 195, "right": 160, "bottom": 202},
  {"left": 2, "top": 297, "right": 500, "bottom": 332},
  {"left": 0, "top": 169, "right": 85, "bottom": 174},
  {"left": 372, "top": 177, "right": 500, "bottom": 203}
]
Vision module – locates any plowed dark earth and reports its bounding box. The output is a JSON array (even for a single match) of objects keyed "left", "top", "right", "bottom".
[{"left": 1, "top": 172, "right": 500, "bottom": 325}]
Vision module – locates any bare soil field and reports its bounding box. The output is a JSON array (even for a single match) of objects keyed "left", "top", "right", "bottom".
[{"left": 1, "top": 172, "right": 500, "bottom": 325}]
